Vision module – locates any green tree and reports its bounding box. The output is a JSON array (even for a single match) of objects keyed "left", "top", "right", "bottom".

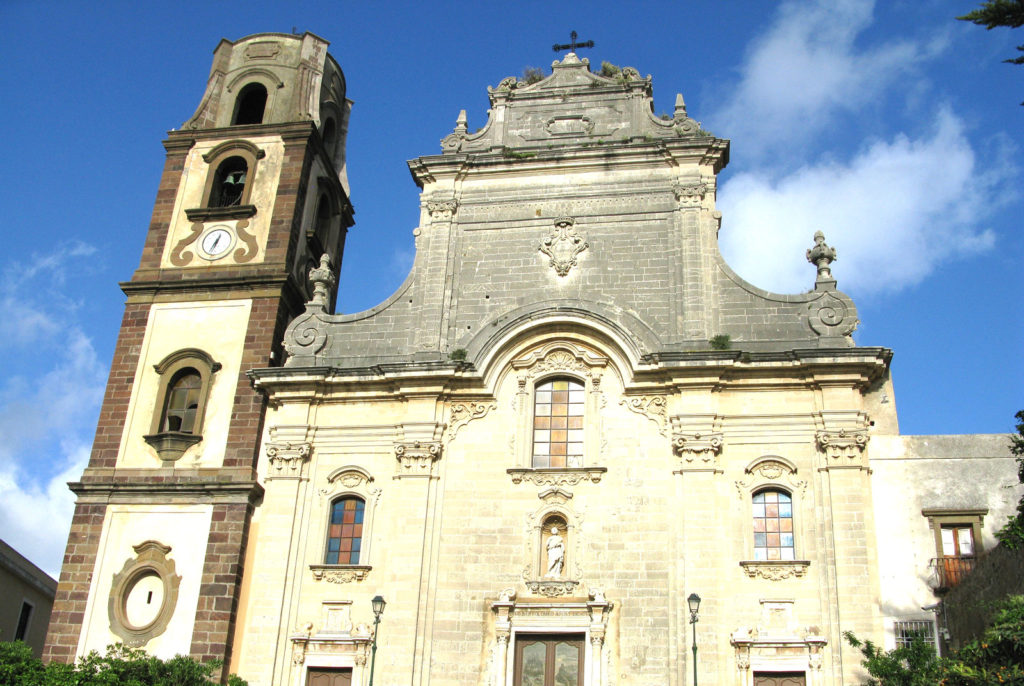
[
  {"left": 0, "top": 642, "right": 248, "bottom": 686},
  {"left": 847, "top": 595, "right": 1024, "bottom": 686},
  {"left": 958, "top": 1, "right": 1024, "bottom": 103},
  {"left": 843, "top": 631, "right": 942, "bottom": 686},
  {"left": 995, "top": 410, "right": 1024, "bottom": 549}
]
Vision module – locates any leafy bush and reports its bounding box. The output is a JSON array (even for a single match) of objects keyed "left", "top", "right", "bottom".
[
  {"left": 709, "top": 334, "right": 731, "bottom": 350},
  {"left": 522, "top": 67, "right": 544, "bottom": 85},
  {"left": 995, "top": 410, "right": 1024, "bottom": 549},
  {"left": 0, "top": 641, "right": 248, "bottom": 686},
  {"left": 846, "top": 595, "right": 1024, "bottom": 685}
]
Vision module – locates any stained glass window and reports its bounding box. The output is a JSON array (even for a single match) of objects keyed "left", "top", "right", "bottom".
[
  {"left": 326, "top": 497, "right": 364, "bottom": 565},
  {"left": 532, "top": 379, "right": 584, "bottom": 468},
  {"left": 753, "top": 490, "right": 794, "bottom": 561}
]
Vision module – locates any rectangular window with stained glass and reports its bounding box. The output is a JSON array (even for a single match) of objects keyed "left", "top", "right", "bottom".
[
  {"left": 532, "top": 379, "right": 585, "bottom": 468},
  {"left": 753, "top": 490, "right": 794, "bottom": 561},
  {"left": 326, "top": 497, "right": 364, "bottom": 565}
]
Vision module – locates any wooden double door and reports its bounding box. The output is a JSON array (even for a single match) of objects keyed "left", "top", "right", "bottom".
[
  {"left": 306, "top": 667, "right": 352, "bottom": 686},
  {"left": 514, "top": 634, "right": 584, "bottom": 686}
]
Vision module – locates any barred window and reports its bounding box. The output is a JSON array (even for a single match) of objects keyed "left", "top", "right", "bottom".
[
  {"left": 532, "top": 378, "right": 584, "bottom": 468},
  {"left": 161, "top": 369, "right": 201, "bottom": 433},
  {"left": 326, "top": 497, "right": 365, "bottom": 565},
  {"left": 894, "top": 620, "right": 936, "bottom": 650},
  {"left": 753, "top": 490, "right": 794, "bottom": 560}
]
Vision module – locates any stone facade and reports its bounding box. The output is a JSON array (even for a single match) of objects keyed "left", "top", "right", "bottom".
[{"left": 46, "top": 34, "right": 1020, "bottom": 686}]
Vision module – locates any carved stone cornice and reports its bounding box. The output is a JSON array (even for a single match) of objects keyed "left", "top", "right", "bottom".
[
  {"left": 672, "top": 431, "right": 723, "bottom": 463},
  {"left": 815, "top": 428, "right": 869, "bottom": 463},
  {"left": 447, "top": 401, "right": 497, "bottom": 440},
  {"left": 265, "top": 442, "right": 312, "bottom": 479},
  {"left": 395, "top": 441, "right": 442, "bottom": 478},
  {"left": 739, "top": 560, "right": 810, "bottom": 580},
  {"left": 507, "top": 468, "right": 606, "bottom": 486},
  {"left": 524, "top": 579, "right": 579, "bottom": 597},
  {"left": 309, "top": 565, "right": 371, "bottom": 583},
  {"left": 620, "top": 395, "right": 668, "bottom": 436}
]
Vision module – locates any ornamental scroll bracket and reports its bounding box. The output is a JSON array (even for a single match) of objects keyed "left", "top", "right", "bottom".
[
  {"left": 395, "top": 441, "right": 443, "bottom": 478},
  {"left": 620, "top": 396, "right": 668, "bottom": 436},
  {"left": 447, "top": 401, "right": 497, "bottom": 441},
  {"left": 538, "top": 217, "right": 589, "bottom": 277},
  {"left": 265, "top": 442, "right": 312, "bottom": 479}
]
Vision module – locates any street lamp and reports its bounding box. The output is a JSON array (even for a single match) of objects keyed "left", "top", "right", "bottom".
[
  {"left": 368, "top": 595, "right": 386, "bottom": 686},
  {"left": 687, "top": 593, "right": 701, "bottom": 686}
]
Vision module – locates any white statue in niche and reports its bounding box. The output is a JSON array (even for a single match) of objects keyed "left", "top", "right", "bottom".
[{"left": 545, "top": 527, "right": 565, "bottom": 578}]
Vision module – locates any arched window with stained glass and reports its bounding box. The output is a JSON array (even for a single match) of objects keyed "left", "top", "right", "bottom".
[
  {"left": 325, "top": 496, "right": 365, "bottom": 565},
  {"left": 753, "top": 489, "right": 795, "bottom": 561},
  {"left": 532, "top": 378, "right": 585, "bottom": 468}
]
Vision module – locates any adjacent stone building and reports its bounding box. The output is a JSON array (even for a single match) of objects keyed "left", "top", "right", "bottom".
[
  {"left": 44, "top": 32, "right": 1020, "bottom": 686},
  {"left": 1, "top": 539, "right": 57, "bottom": 657}
]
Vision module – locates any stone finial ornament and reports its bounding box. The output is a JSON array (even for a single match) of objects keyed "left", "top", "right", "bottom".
[
  {"left": 308, "top": 254, "right": 335, "bottom": 310},
  {"left": 806, "top": 231, "right": 837, "bottom": 283},
  {"left": 454, "top": 109, "right": 468, "bottom": 134},
  {"left": 674, "top": 93, "right": 687, "bottom": 119}
]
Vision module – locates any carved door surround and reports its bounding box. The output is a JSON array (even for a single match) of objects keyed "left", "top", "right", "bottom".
[
  {"left": 730, "top": 600, "right": 826, "bottom": 686},
  {"left": 490, "top": 589, "right": 612, "bottom": 686},
  {"left": 290, "top": 601, "right": 372, "bottom": 686}
]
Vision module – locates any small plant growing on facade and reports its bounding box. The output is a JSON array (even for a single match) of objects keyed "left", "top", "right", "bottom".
[
  {"left": 709, "top": 334, "right": 731, "bottom": 350},
  {"left": 599, "top": 61, "right": 621, "bottom": 78},
  {"left": 449, "top": 348, "right": 468, "bottom": 361},
  {"left": 522, "top": 67, "right": 544, "bottom": 84}
]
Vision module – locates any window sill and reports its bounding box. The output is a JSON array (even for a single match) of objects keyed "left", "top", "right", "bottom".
[
  {"left": 309, "top": 564, "right": 371, "bottom": 584},
  {"left": 507, "top": 467, "right": 606, "bottom": 486},
  {"left": 185, "top": 205, "right": 257, "bottom": 222},
  {"left": 739, "top": 560, "right": 810, "bottom": 580},
  {"left": 143, "top": 431, "right": 202, "bottom": 463}
]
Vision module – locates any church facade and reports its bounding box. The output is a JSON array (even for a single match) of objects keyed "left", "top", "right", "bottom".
[{"left": 43, "top": 33, "right": 1019, "bottom": 686}]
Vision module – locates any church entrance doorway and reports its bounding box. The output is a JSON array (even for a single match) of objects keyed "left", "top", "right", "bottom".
[
  {"left": 753, "top": 672, "right": 806, "bottom": 686},
  {"left": 305, "top": 667, "right": 352, "bottom": 686},
  {"left": 513, "top": 634, "right": 584, "bottom": 686}
]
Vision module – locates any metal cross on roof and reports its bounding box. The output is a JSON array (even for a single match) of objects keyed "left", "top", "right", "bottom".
[{"left": 552, "top": 31, "right": 595, "bottom": 54}]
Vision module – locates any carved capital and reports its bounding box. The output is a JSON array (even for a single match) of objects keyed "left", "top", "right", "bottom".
[
  {"left": 815, "top": 428, "right": 869, "bottom": 461},
  {"left": 427, "top": 200, "right": 458, "bottom": 220},
  {"left": 395, "top": 441, "right": 442, "bottom": 477},
  {"left": 672, "top": 431, "right": 723, "bottom": 463},
  {"left": 672, "top": 182, "right": 707, "bottom": 207},
  {"left": 265, "top": 442, "right": 312, "bottom": 479}
]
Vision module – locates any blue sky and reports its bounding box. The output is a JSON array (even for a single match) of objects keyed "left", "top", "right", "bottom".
[{"left": 0, "top": 0, "right": 1021, "bottom": 576}]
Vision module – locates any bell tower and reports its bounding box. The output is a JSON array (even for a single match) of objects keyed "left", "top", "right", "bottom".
[{"left": 43, "top": 33, "right": 352, "bottom": 674}]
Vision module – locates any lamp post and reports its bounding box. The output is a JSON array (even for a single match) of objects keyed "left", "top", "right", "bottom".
[
  {"left": 687, "top": 593, "right": 701, "bottom": 686},
  {"left": 368, "top": 595, "right": 386, "bottom": 686}
]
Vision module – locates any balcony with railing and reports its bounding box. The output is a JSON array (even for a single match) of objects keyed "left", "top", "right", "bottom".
[{"left": 928, "top": 556, "right": 977, "bottom": 594}]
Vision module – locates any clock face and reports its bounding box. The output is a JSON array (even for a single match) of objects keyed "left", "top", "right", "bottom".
[{"left": 200, "top": 227, "right": 234, "bottom": 259}]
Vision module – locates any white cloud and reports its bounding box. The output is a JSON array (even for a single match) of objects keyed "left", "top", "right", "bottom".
[
  {"left": 718, "top": 108, "right": 997, "bottom": 295},
  {"left": 710, "top": 0, "right": 934, "bottom": 158},
  {"left": 0, "top": 244, "right": 106, "bottom": 577}
]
